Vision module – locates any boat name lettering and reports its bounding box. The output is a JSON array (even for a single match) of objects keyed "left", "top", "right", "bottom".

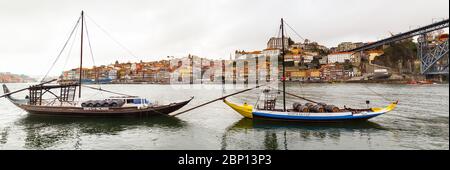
[
  {"left": 83, "top": 107, "right": 109, "bottom": 111},
  {"left": 288, "top": 112, "right": 310, "bottom": 116}
]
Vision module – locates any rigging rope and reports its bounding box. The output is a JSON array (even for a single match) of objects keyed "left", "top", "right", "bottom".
[
  {"left": 85, "top": 14, "right": 139, "bottom": 61},
  {"left": 41, "top": 16, "right": 82, "bottom": 83},
  {"left": 283, "top": 20, "right": 306, "bottom": 42},
  {"left": 84, "top": 18, "right": 96, "bottom": 70},
  {"left": 360, "top": 84, "right": 394, "bottom": 102},
  {"left": 83, "top": 16, "right": 102, "bottom": 90},
  {"left": 62, "top": 22, "right": 80, "bottom": 72},
  {"left": 82, "top": 85, "right": 136, "bottom": 97},
  {"left": 266, "top": 85, "right": 319, "bottom": 104}
]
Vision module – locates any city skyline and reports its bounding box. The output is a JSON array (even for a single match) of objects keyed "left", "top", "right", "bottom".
[{"left": 0, "top": 0, "right": 449, "bottom": 76}]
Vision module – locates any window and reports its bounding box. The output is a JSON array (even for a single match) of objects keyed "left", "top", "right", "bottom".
[{"left": 133, "top": 99, "right": 142, "bottom": 104}]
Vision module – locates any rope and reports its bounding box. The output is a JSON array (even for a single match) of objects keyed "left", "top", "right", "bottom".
[
  {"left": 85, "top": 14, "right": 139, "bottom": 61},
  {"left": 298, "top": 81, "right": 305, "bottom": 100},
  {"left": 360, "top": 84, "right": 393, "bottom": 102},
  {"left": 283, "top": 20, "right": 306, "bottom": 42},
  {"left": 82, "top": 85, "right": 135, "bottom": 97},
  {"left": 62, "top": 22, "right": 80, "bottom": 72},
  {"left": 84, "top": 17, "right": 96, "bottom": 70},
  {"left": 83, "top": 16, "right": 102, "bottom": 90},
  {"left": 41, "top": 16, "right": 81, "bottom": 82},
  {"left": 266, "top": 86, "right": 319, "bottom": 104}
]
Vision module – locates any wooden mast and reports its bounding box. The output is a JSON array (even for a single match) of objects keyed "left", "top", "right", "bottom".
[
  {"left": 281, "top": 18, "right": 286, "bottom": 112},
  {"left": 79, "top": 11, "right": 84, "bottom": 98}
]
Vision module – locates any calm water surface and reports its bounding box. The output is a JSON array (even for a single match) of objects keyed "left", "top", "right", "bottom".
[{"left": 0, "top": 83, "right": 448, "bottom": 150}]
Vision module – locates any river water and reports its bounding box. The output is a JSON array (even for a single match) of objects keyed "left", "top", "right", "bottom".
[{"left": 0, "top": 83, "right": 448, "bottom": 150}]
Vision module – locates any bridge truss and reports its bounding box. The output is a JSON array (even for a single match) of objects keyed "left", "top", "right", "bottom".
[
  {"left": 418, "top": 35, "right": 448, "bottom": 75},
  {"left": 348, "top": 19, "right": 449, "bottom": 75}
]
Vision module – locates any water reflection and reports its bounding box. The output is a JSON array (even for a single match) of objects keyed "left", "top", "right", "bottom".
[
  {"left": 229, "top": 118, "right": 386, "bottom": 130},
  {"left": 15, "top": 115, "right": 186, "bottom": 149},
  {"left": 264, "top": 132, "right": 278, "bottom": 150},
  {"left": 0, "top": 127, "right": 10, "bottom": 145},
  {"left": 221, "top": 118, "right": 386, "bottom": 150}
]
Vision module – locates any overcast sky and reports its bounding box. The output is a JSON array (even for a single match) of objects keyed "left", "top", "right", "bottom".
[{"left": 0, "top": 0, "right": 448, "bottom": 76}]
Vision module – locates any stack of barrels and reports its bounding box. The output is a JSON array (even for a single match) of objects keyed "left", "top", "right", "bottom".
[
  {"left": 293, "top": 102, "right": 309, "bottom": 112},
  {"left": 292, "top": 102, "right": 340, "bottom": 113}
]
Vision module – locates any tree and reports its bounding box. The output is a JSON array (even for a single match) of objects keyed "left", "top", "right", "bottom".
[
  {"left": 310, "top": 57, "right": 320, "bottom": 69},
  {"left": 288, "top": 37, "right": 295, "bottom": 46},
  {"left": 374, "top": 39, "right": 417, "bottom": 69},
  {"left": 343, "top": 59, "right": 353, "bottom": 70}
]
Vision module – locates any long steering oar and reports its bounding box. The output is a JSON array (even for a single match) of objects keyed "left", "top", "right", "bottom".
[
  {"left": 170, "top": 84, "right": 265, "bottom": 117},
  {"left": 1, "top": 79, "right": 57, "bottom": 98}
]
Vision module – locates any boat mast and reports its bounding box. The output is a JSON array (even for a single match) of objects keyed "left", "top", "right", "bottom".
[
  {"left": 79, "top": 11, "right": 84, "bottom": 98},
  {"left": 281, "top": 18, "right": 286, "bottom": 112}
]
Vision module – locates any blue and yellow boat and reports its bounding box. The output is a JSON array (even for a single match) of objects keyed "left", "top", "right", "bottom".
[
  {"left": 223, "top": 98, "right": 397, "bottom": 122},
  {"left": 223, "top": 18, "right": 397, "bottom": 123}
]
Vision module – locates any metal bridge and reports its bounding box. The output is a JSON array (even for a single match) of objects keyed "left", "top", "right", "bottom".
[{"left": 348, "top": 19, "right": 449, "bottom": 75}]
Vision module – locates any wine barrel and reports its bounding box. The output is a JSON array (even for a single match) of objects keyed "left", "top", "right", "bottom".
[
  {"left": 311, "top": 105, "right": 325, "bottom": 112},
  {"left": 293, "top": 102, "right": 302, "bottom": 111},
  {"left": 81, "top": 100, "right": 93, "bottom": 107},
  {"left": 109, "top": 99, "right": 124, "bottom": 107},
  {"left": 100, "top": 101, "right": 109, "bottom": 107},
  {"left": 305, "top": 103, "right": 314, "bottom": 108},
  {"left": 94, "top": 102, "right": 101, "bottom": 107},
  {"left": 324, "top": 105, "right": 340, "bottom": 112},
  {"left": 298, "top": 105, "right": 309, "bottom": 112},
  {"left": 110, "top": 102, "right": 118, "bottom": 107}
]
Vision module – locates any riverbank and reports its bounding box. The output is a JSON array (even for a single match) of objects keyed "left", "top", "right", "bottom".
[
  {"left": 79, "top": 80, "right": 449, "bottom": 85},
  {"left": 11, "top": 78, "right": 449, "bottom": 85}
]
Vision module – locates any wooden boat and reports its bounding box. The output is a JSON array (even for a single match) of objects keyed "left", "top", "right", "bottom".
[
  {"left": 1, "top": 11, "right": 192, "bottom": 117},
  {"left": 2, "top": 86, "right": 192, "bottom": 117},
  {"left": 223, "top": 18, "right": 397, "bottom": 122},
  {"left": 223, "top": 99, "right": 396, "bottom": 122}
]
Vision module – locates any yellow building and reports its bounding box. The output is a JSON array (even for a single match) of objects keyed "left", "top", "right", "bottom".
[
  {"left": 368, "top": 50, "right": 384, "bottom": 63},
  {"left": 309, "top": 70, "right": 321, "bottom": 78},
  {"left": 290, "top": 70, "right": 306, "bottom": 78}
]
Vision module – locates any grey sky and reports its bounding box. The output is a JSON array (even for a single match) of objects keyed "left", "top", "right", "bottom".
[{"left": 0, "top": 0, "right": 448, "bottom": 76}]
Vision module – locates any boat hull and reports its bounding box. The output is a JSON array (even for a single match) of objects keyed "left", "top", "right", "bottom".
[
  {"left": 2, "top": 84, "right": 192, "bottom": 117},
  {"left": 252, "top": 111, "right": 384, "bottom": 122},
  {"left": 6, "top": 96, "right": 192, "bottom": 117},
  {"left": 223, "top": 99, "right": 397, "bottom": 122}
]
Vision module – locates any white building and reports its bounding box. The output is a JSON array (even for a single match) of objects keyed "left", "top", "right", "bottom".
[
  {"left": 319, "top": 57, "right": 328, "bottom": 65},
  {"left": 69, "top": 70, "right": 77, "bottom": 80},
  {"left": 235, "top": 51, "right": 263, "bottom": 60},
  {"left": 267, "top": 37, "right": 289, "bottom": 50},
  {"left": 262, "top": 48, "right": 280, "bottom": 57},
  {"left": 108, "top": 69, "right": 118, "bottom": 80},
  {"left": 327, "top": 52, "right": 353, "bottom": 64},
  {"left": 302, "top": 55, "right": 314, "bottom": 63}
]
